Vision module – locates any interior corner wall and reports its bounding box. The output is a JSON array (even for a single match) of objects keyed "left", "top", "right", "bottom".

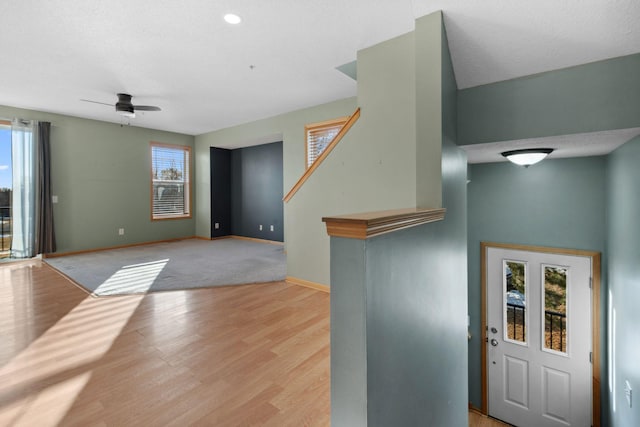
[
  {"left": 466, "top": 157, "right": 608, "bottom": 413},
  {"left": 363, "top": 12, "right": 468, "bottom": 425},
  {"left": 0, "top": 104, "right": 195, "bottom": 254},
  {"left": 230, "top": 141, "right": 283, "bottom": 241},
  {"left": 458, "top": 53, "right": 640, "bottom": 145},
  {"left": 606, "top": 136, "right": 640, "bottom": 427}
]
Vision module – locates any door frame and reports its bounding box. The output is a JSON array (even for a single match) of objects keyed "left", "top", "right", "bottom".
[{"left": 480, "top": 242, "right": 601, "bottom": 427}]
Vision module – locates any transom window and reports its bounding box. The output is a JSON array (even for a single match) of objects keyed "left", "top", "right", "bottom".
[
  {"left": 305, "top": 117, "right": 348, "bottom": 168},
  {"left": 151, "top": 142, "right": 191, "bottom": 220}
]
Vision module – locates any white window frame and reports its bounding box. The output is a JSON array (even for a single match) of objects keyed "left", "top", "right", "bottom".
[{"left": 150, "top": 142, "right": 191, "bottom": 220}]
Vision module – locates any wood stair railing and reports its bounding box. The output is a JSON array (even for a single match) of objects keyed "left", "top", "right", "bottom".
[{"left": 283, "top": 107, "right": 361, "bottom": 202}]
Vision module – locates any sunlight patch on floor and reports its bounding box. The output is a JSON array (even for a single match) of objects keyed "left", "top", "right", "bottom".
[
  {"left": 0, "top": 260, "right": 168, "bottom": 426},
  {"left": 94, "top": 259, "right": 169, "bottom": 294},
  {"left": 0, "top": 372, "right": 92, "bottom": 426}
]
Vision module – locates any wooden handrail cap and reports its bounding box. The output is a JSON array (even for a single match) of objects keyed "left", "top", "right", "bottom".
[{"left": 322, "top": 207, "right": 446, "bottom": 239}]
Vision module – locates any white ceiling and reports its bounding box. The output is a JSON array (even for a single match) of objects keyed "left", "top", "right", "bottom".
[
  {"left": 463, "top": 128, "right": 640, "bottom": 164},
  {"left": 0, "top": 0, "right": 639, "bottom": 142}
]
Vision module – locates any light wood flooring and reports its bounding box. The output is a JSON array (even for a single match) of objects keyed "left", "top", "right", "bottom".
[
  {"left": 1, "top": 260, "right": 330, "bottom": 426},
  {"left": 469, "top": 410, "right": 513, "bottom": 427},
  {"left": 1, "top": 259, "right": 507, "bottom": 426}
]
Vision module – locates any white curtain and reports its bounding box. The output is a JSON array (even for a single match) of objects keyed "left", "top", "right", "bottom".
[{"left": 11, "top": 119, "right": 38, "bottom": 259}]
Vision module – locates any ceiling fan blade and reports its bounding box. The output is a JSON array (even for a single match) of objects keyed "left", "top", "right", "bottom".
[
  {"left": 80, "top": 99, "right": 113, "bottom": 106},
  {"left": 133, "top": 105, "right": 161, "bottom": 111}
]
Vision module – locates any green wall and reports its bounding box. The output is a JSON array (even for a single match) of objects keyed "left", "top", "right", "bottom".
[
  {"left": 0, "top": 105, "right": 195, "bottom": 254},
  {"left": 367, "top": 15, "right": 467, "bottom": 426},
  {"left": 330, "top": 11, "right": 468, "bottom": 426},
  {"left": 415, "top": 12, "right": 443, "bottom": 207},
  {"left": 284, "top": 31, "right": 421, "bottom": 285},
  {"left": 196, "top": 19, "right": 445, "bottom": 286},
  {"left": 606, "top": 136, "right": 640, "bottom": 427},
  {"left": 467, "top": 157, "right": 608, "bottom": 417},
  {"left": 458, "top": 53, "right": 640, "bottom": 145}
]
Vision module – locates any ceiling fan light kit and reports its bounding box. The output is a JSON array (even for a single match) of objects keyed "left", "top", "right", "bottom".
[
  {"left": 115, "top": 93, "right": 136, "bottom": 117},
  {"left": 501, "top": 148, "right": 554, "bottom": 167},
  {"left": 82, "top": 93, "right": 161, "bottom": 120}
]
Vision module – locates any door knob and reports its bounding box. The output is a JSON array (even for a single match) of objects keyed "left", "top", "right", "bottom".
[
  {"left": 491, "top": 327, "right": 498, "bottom": 334},
  {"left": 490, "top": 339, "right": 499, "bottom": 347}
]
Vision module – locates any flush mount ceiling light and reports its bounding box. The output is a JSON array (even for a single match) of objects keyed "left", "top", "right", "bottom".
[
  {"left": 224, "top": 13, "right": 242, "bottom": 24},
  {"left": 501, "top": 148, "right": 554, "bottom": 167}
]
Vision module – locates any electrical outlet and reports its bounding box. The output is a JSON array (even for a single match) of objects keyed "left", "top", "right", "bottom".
[
  {"left": 259, "top": 225, "right": 263, "bottom": 231},
  {"left": 214, "top": 222, "right": 219, "bottom": 229},
  {"left": 625, "top": 380, "right": 632, "bottom": 408},
  {"left": 270, "top": 225, "right": 274, "bottom": 232},
  {"left": 118, "top": 228, "right": 125, "bottom": 236}
]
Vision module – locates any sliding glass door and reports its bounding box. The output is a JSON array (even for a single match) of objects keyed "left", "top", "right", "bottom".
[{"left": 0, "top": 122, "right": 11, "bottom": 258}]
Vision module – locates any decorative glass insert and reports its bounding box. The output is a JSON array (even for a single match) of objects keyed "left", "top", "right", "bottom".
[
  {"left": 544, "top": 266, "right": 568, "bottom": 353},
  {"left": 505, "top": 261, "right": 526, "bottom": 344}
]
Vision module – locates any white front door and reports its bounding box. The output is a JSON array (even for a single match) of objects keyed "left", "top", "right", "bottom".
[{"left": 486, "top": 247, "right": 592, "bottom": 427}]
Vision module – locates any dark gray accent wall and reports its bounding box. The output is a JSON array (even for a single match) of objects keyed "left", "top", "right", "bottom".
[
  {"left": 458, "top": 53, "right": 640, "bottom": 145},
  {"left": 209, "top": 142, "right": 283, "bottom": 242},
  {"left": 466, "top": 157, "right": 608, "bottom": 419},
  {"left": 606, "top": 136, "right": 640, "bottom": 427},
  {"left": 210, "top": 147, "right": 231, "bottom": 238},
  {"left": 230, "top": 142, "right": 283, "bottom": 242}
]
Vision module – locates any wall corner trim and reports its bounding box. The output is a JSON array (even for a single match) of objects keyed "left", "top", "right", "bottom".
[{"left": 322, "top": 207, "right": 446, "bottom": 239}]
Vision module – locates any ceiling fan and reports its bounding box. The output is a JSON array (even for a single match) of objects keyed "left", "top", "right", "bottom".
[{"left": 81, "top": 93, "right": 161, "bottom": 118}]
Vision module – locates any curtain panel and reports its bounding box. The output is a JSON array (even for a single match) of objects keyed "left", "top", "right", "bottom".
[
  {"left": 10, "top": 120, "right": 37, "bottom": 258},
  {"left": 37, "top": 122, "right": 55, "bottom": 254},
  {"left": 10, "top": 120, "right": 55, "bottom": 258}
]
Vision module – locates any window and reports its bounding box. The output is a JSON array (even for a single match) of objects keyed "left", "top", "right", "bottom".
[
  {"left": 151, "top": 142, "right": 191, "bottom": 220},
  {"left": 305, "top": 116, "right": 348, "bottom": 168}
]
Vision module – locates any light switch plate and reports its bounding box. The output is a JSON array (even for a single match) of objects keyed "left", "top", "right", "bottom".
[{"left": 52, "top": 195, "right": 58, "bottom": 203}]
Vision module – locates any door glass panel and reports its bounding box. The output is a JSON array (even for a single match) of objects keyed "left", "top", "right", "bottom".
[
  {"left": 544, "top": 266, "right": 568, "bottom": 353},
  {"left": 505, "top": 261, "right": 526, "bottom": 344}
]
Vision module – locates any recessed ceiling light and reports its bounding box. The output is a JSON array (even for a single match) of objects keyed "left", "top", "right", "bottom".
[{"left": 224, "top": 13, "right": 242, "bottom": 24}]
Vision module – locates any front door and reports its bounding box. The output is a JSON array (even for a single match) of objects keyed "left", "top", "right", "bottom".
[{"left": 486, "top": 246, "right": 592, "bottom": 427}]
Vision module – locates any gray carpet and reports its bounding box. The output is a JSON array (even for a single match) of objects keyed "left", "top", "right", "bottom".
[{"left": 45, "top": 238, "right": 286, "bottom": 296}]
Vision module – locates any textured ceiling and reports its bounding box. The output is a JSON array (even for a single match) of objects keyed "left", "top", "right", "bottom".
[
  {"left": 0, "top": 0, "right": 638, "bottom": 137},
  {"left": 463, "top": 128, "right": 640, "bottom": 164}
]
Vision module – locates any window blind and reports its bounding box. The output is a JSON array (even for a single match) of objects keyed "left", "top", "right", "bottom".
[
  {"left": 151, "top": 145, "right": 190, "bottom": 218},
  {"left": 306, "top": 119, "right": 347, "bottom": 168}
]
